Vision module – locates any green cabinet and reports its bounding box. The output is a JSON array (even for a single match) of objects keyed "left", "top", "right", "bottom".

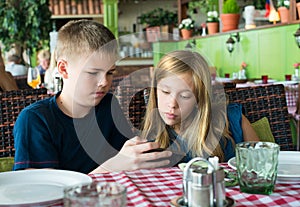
[{"left": 153, "top": 24, "right": 300, "bottom": 80}]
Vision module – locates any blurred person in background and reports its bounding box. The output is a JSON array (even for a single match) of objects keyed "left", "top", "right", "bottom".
[
  {"left": 5, "top": 46, "right": 27, "bottom": 76},
  {"left": 37, "top": 49, "right": 50, "bottom": 84},
  {"left": 0, "top": 50, "right": 18, "bottom": 91}
]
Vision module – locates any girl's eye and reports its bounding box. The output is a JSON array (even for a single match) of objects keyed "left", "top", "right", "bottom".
[
  {"left": 180, "top": 94, "right": 192, "bottom": 99},
  {"left": 87, "top": 72, "right": 97, "bottom": 75},
  {"left": 107, "top": 71, "right": 115, "bottom": 75}
]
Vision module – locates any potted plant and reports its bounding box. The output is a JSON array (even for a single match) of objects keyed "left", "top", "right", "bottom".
[
  {"left": 178, "top": 18, "right": 195, "bottom": 39},
  {"left": 277, "top": 0, "right": 290, "bottom": 23},
  {"left": 297, "top": 0, "right": 300, "bottom": 20},
  {"left": 220, "top": 0, "right": 240, "bottom": 32},
  {"left": 206, "top": 10, "right": 219, "bottom": 34},
  {"left": 137, "top": 8, "right": 177, "bottom": 29},
  {"left": 0, "top": 0, "right": 52, "bottom": 65},
  {"left": 137, "top": 8, "right": 178, "bottom": 41}
]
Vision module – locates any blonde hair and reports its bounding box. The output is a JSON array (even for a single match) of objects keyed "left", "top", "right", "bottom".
[
  {"left": 55, "top": 20, "right": 118, "bottom": 62},
  {"left": 141, "top": 50, "right": 232, "bottom": 162}
]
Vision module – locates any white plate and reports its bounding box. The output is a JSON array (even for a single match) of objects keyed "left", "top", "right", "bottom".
[
  {"left": 274, "top": 81, "right": 299, "bottom": 86},
  {"left": 215, "top": 77, "right": 235, "bottom": 82},
  {"left": 227, "top": 157, "right": 237, "bottom": 170},
  {"left": 227, "top": 151, "right": 300, "bottom": 183},
  {"left": 277, "top": 151, "right": 300, "bottom": 183},
  {"left": 0, "top": 169, "right": 92, "bottom": 206},
  {"left": 178, "top": 161, "right": 208, "bottom": 171},
  {"left": 254, "top": 79, "right": 277, "bottom": 84}
]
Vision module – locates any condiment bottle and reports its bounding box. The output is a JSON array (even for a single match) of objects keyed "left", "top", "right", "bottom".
[
  {"left": 188, "top": 168, "right": 213, "bottom": 207},
  {"left": 213, "top": 167, "right": 225, "bottom": 207},
  {"left": 183, "top": 157, "right": 226, "bottom": 207},
  {"left": 208, "top": 157, "right": 225, "bottom": 207}
]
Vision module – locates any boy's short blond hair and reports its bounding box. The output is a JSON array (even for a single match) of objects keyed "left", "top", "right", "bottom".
[{"left": 56, "top": 20, "right": 118, "bottom": 61}]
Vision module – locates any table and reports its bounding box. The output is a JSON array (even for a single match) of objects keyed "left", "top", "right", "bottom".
[{"left": 90, "top": 166, "right": 300, "bottom": 207}]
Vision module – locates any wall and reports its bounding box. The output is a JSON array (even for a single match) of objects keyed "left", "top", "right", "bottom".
[{"left": 153, "top": 23, "right": 300, "bottom": 81}]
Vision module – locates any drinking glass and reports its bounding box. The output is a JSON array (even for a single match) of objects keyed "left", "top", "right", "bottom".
[
  {"left": 235, "top": 141, "right": 279, "bottom": 195},
  {"left": 261, "top": 75, "right": 268, "bottom": 84},
  {"left": 27, "top": 67, "right": 41, "bottom": 89},
  {"left": 64, "top": 182, "right": 127, "bottom": 207},
  {"left": 285, "top": 74, "right": 292, "bottom": 81}
]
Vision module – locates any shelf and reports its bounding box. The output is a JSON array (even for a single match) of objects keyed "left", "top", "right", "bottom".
[
  {"left": 51, "top": 14, "right": 103, "bottom": 19},
  {"left": 116, "top": 58, "right": 153, "bottom": 66}
]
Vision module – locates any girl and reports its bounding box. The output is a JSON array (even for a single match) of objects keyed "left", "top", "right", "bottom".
[{"left": 141, "top": 50, "right": 258, "bottom": 163}]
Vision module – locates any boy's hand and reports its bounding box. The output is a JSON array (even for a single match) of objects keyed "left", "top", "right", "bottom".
[{"left": 96, "top": 136, "right": 172, "bottom": 173}]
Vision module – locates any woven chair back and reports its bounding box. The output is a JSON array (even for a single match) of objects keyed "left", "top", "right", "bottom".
[
  {"left": 225, "top": 84, "right": 295, "bottom": 151},
  {"left": 13, "top": 75, "right": 31, "bottom": 89},
  {"left": 0, "top": 88, "right": 51, "bottom": 158}
]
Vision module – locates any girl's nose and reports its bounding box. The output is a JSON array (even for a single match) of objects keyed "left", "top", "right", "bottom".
[{"left": 168, "top": 95, "right": 178, "bottom": 109}]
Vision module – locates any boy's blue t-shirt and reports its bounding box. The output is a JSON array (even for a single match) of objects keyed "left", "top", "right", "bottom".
[{"left": 13, "top": 93, "right": 133, "bottom": 174}]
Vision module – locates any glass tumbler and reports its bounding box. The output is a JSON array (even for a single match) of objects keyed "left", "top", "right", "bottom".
[
  {"left": 235, "top": 141, "right": 279, "bottom": 195},
  {"left": 64, "top": 181, "right": 127, "bottom": 207}
]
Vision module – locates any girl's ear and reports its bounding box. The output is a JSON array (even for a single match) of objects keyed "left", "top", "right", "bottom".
[{"left": 57, "top": 59, "right": 68, "bottom": 79}]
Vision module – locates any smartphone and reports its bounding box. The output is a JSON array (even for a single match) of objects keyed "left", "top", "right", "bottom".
[{"left": 143, "top": 148, "right": 165, "bottom": 153}]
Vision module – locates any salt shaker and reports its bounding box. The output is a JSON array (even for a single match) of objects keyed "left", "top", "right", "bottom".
[
  {"left": 189, "top": 168, "right": 213, "bottom": 207},
  {"left": 183, "top": 157, "right": 214, "bottom": 207}
]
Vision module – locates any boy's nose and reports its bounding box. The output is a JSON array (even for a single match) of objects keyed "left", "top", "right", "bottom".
[{"left": 97, "top": 77, "right": 108, "bottom": 87}]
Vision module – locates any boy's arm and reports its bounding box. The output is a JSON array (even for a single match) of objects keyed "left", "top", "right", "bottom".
[{"left": 89, "top": 137, "right": 172, "bottom": 174}]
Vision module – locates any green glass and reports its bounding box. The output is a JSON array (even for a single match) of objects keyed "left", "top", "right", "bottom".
[{"left": 235, "top": 141, "right": 279, "bottom": 195}]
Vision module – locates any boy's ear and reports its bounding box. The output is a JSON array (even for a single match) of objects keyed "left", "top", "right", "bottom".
[{"left": 57, "top": 59, "right": 68, "bottom": 78}]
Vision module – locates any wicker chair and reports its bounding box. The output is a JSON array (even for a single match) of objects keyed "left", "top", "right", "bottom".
[
  {"left": 0, "top": 88, "right": 51, "bottom": 158},
  {"left": 13, "top": 75, "right": 31, "bottom": 89},
  {"left": 225, "top": 84, "right": 295, "bottom": 151}
]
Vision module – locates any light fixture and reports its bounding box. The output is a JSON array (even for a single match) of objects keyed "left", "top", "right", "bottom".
[
  {"left": 185, "top": 39, "right": 196, "bottom": 49},
  {"left": 267, "top": 0, "right": 280, "bottom": 25},
  {"left": 226, "top": 33, "right": 240, "bottom": 53},
  {"left": 294, "top": 25, "right": 300, "bottom": 48},
  {"left": 268, "top": 9, "right": 280, "bottom": 24}
]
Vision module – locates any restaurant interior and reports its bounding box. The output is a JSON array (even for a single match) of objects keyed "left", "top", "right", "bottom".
[{"left": 0, "top": 0, "right": 300, "bottom": 206}]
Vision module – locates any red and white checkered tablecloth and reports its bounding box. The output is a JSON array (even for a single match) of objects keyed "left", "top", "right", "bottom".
[
  {"left": 89, "top": 167, "right": 183, "bottom": 207},
  {"left": 90, "top": 166, "right": 300, "bottom": 207},
  {"left": 284, "top": 84, "right": 299, "bottom": 108}
]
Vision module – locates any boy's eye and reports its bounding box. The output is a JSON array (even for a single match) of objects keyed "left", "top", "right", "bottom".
[
  {"left": 107, "top": 70, "right": 115, "bottom": 75},
  {"left": 161, "top": 89, "right": 170, "bottom": 94}
]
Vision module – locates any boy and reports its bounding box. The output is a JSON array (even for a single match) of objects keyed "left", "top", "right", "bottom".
[{"left": 13, "top": 20, "right": 171, "bottom": 174}]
